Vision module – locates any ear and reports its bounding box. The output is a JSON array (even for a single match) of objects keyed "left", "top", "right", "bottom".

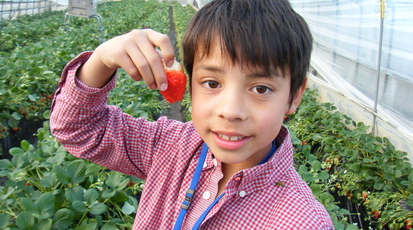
[{"left": 285, "top": 78, "right": 307, "bottom": 115}]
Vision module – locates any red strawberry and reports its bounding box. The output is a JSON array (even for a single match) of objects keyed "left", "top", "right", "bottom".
[{"left": 161, "top": 60, "right": 187, "bottom": 103}]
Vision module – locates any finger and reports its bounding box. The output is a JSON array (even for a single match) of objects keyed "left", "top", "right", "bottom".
[
  {"left": 145, "top": 29, "right": 175, "bottom": 66},
  {"left": 125, "top": 42, "right": 158, "bottom": 89},
  {"left": 133, "top": 30, "right": 170, "bottom": 91}
]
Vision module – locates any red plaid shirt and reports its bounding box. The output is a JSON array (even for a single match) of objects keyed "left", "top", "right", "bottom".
[{"left": 50, "top": 52, "right": 333, "bottom": 230}]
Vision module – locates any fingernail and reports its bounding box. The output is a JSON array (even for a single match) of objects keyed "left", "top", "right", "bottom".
[
  {"left": 160, "top": 83, "right": 168, "bottom": 91},
  {"left": 167, "top": 60, "right": 174, "bottom": 67},
  {"left": 150, "top": 84, "right": 157, "bottom": 90}
]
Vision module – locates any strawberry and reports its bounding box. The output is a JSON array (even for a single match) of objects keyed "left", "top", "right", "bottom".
[{"left": 161, "top": 60, "right": 187, "bottom": 104}]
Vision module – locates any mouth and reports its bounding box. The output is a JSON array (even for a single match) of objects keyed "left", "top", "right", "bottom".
[
  {"left": 212, "top": 131, "right": 250, "bottom": 151},
  {"left": 217, "top": 133, "right": 246, "bottom": 141}
]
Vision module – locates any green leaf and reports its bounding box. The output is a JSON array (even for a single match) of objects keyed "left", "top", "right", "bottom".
[
  {"left": 33, "top": 218, "right": 52, "bottom": 230},
  {"left": 16, "top": 212, "right": 35, "bottom": 229},
  {"left": 349, "top": 163, "right": 360, "bottom": 172},
  {"left": 346, "top": 225, "right": 360, "bottom": 230},
  {"left": 394, "top": 169, "right": 402, "bottom": 178},
  {"left": 54, "top": 165, "right": 71, "bottom": 184},
  {"left": 85, "top": 163, "right": 102, "bottom": 176},
  {"left": 311, "top": 160, "right": 321, "bottom": 172},
  {"left": 318, "top": 171, "right": 330, "bottom": 180},
  {"left": 0, "top": 159, "right": 11, "bottom": 170},
  {"left": 20, "top": 140, "right": 31, "bottom": 151},
  {"left": 21, "top": 197, "right": 38, "bottom": 213},
  {"left": 122, "top": 201, "right": 136, "bottom": 215},
  {"left": 310, "top": 183, "right": 321, "bottom": 196},
  {"left": 11, "top": 111, "right": 22, "bottom": 120},
  {"left": 65, "top": 186, "right": 85, "bottom": 203},
  {"left": 73, "top": 200, "right": 87, "bottom": 212},
  {"left": 339, "top": 208, "right": 351, "bottom": 215},
  {"left": 89, "top": 202, "right": 107, "bottom": 215},
  {"left": 7, "top": 117, "right": 19, "bottom": 128},
  {"left": 102, "top": 189, "right": 116, "bottom": 198},
  {"left": 9, "top": 147, "right": 24, "bottom": 156},
  {"left": 84, "top": 188, "right": 99, "bottom": 204},
  {"left": 43, "top": 110, "right": 50, "bottom": 119},
  {"left": 52, "top": 208, "right": 74, "bottom": 230},
  {"left": 374, "top": 181, "right": 384, "bottom": 190},
  {"left": 409, "top": 173, "right": 413, "bottom": 182},
  {"left": 67, "top": 160, "right": 86, "bottom": 184},
  {"left": 35, "top": 193, "right": 54, "bottom": 218},
  {"left": 28, "top": 94, "right": 39, "bottom": 101},
  {"left": 0, "top": 214, "right": 11, "bottom": 229},
  {"left": 102, "top": 223, "right": 118, "bottom": 230},
  {"left": 106, "top": 173, "right": 122, "bottom": 189},
  {"left": 74, "top": 221, "right": 98, "bottom": 230}
]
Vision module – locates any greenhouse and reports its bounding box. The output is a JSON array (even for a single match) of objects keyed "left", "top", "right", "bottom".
[{"left": 0, "top": 0, "right": 412, "bottom": 229}]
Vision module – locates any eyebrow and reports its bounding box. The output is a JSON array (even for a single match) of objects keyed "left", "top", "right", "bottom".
[{"left": 196, "top": 64, "right": 280, "bottom": 78}]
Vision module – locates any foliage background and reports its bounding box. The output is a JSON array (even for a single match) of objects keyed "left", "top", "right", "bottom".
[{"left": 0, "top": 0, "right": 412, "bottom": 229}]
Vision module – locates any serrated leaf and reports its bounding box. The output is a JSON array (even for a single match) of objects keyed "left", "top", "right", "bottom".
[
  {"left": 54, "top": 165, "right": 71, "bottom": 184},
  {"left": 17, "top": 212, "right": 35, "bottom": 229},
  {"left": 33, "top": 218, "right": 52, "bottom": 230},
  {"left": 89, "top": 202, "right": 107, "bottom": 215},
  {"left": 67, "top": 160, "right": 86, "bottom": 184},
  {"left": 52, "top": 208, "right": 74, "bottom": 230},
  {"left": 73, "top": 200, "right": 87, "bottom": 212},
  {"left": 36, "top": 193, "right": 54, "bottom": 217},
  {"left": 21, "top": 197, "right": 38, "bottom": 213},
  {"left": 0, "top": 213, "right": 11, "bottom": 229},
  {"left": 65, "top": 186, "right": 85, "bottom": 203},
  {"left": 84, "top": 188, "right": 98, "bottom": 204}
]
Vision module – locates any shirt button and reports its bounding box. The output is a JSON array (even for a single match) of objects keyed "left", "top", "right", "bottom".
[
  {"left": 239, "top": 191, "right": 247, "bottom": 197},
  {"left": 202, "top": 191, "right": 211, "bottom": 200},
  {"left": 234, "top": 176, "right": 242, "bottom": 181},
  {"left": 212, "top": 158, "right": 218, "bottom": 167}
]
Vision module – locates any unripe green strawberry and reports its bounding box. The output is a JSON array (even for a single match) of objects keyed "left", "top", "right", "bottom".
[{"left": 161, "top": 60, "right": 187, "bottom": 103}]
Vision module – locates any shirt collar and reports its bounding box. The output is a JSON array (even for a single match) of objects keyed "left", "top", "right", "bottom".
[{"left": 227, "top": 126, "right": 294, "bottom": 194}]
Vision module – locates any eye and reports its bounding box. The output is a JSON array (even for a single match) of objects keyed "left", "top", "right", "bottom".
[
  {"left": 252, "top": 85, "right": 272, "bottom": 94},
  {"left": 202, "top": 80, "right": 220, "bottom": 89}
]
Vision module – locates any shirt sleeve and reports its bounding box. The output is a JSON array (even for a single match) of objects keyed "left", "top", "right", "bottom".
[{"left": 49, "top": 51, "right": 194, "bottom": 179}]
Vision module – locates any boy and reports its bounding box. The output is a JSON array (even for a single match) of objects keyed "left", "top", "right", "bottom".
[{"left": 50, "top": 0, "right": 334, "bottom": 229}]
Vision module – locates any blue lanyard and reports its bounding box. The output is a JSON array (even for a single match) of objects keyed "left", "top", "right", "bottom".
[
  {"left": 173, "top": 143, "right": 209, "bottom": 230},
  {"left": 173, "top": 141, "right": 277, "bottom": 230}
]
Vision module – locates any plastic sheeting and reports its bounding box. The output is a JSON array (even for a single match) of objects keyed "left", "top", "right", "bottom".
[{"left": 290, "top": 0, "right": 413, "bottom": 149}]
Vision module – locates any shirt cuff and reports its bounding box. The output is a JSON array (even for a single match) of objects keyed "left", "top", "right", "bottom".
[{"left": 51, "top": 51, "right": 117, "bottom": 112}]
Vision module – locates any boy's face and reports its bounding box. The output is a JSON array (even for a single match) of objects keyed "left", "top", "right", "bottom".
[{"left": 191, "top": 42, "right": 306, "bottom": 170}]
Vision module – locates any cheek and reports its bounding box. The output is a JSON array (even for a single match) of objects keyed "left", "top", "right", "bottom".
[{"left": 255, "top": 107, "right": 285, "bottom": 133}]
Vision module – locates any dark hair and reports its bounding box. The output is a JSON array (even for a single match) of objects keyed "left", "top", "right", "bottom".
[{"left": 182, "top": 0, "right": 313, "bottom": 105}]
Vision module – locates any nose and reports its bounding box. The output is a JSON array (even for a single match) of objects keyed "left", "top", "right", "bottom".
[{"left": 216, "top": 87, "right": 248, "bottom": 122}]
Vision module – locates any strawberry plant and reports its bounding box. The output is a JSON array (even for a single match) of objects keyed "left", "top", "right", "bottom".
[
  {"left": 0, "top": 119, "right": 143, "bottom": 229},
  {"left": 0, "top": 0, "right": 177, "bottom": 143},
  {"left": 287, "top": 89, "right": 413, "bottom": 229}
]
